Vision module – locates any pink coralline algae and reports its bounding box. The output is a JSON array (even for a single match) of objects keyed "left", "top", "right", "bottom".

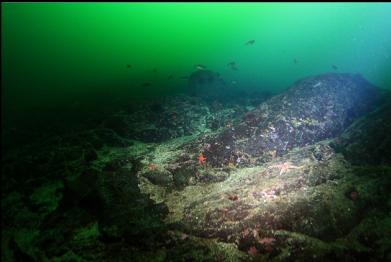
[
  {"left": 259, "top": 237, "right": 276, "bottom": 253},
  {"left": 247, "top": 246, "right": 258, "bottom": 256},
  {"left": 259, "top": 237, "right": 276, "bottom": 245},
  {"left": 350, "top": 191, "right": 359, "bottom": 201}
]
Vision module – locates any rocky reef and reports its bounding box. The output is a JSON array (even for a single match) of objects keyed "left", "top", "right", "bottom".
[
  {"left": 2, "top": 73, "right": 390, "bottom": 261},
  {"left": 189, "top": 73, "right": 380, "bottom": 168}
]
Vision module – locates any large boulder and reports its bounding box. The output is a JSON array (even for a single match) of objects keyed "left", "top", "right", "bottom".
[
  {"left": 139, "top": 90, "right": 391, "bottom": 261},
  {"left": 193, "top": 73, "right": 380, "bottom": 168},
  {"left": 187, "top": 69, "right": 229, "bottom": 101}
]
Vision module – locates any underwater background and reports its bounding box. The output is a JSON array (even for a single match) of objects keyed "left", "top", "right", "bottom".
[
  {"left": 2, "top": 2, "right": 391, "bottom": 262},
  {"left": 3, "top": 3, "right": 391, "bottom": 135}
]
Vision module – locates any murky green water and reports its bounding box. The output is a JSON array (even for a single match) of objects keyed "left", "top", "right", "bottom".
[
  {"left": 2, "top": 3, "right": 391, "bottom": 262},
  {"left": 2, "top": 3, "right": 391, "bottom": 124}
]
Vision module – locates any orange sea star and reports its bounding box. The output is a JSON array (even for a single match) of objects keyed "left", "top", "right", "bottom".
[
  {"left": 268, "top": 161, "right": 302, "bottom": 175},
  {"left": 198, "top": 153, "right": 206, "bottom": 165}
]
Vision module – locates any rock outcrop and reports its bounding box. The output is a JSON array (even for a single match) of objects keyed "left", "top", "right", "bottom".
[
  {"left": 189, "top": 73, "right": 380, "bottom": 168},
  {"left": 2, "top": 73, "right": 390, "bottom": 262}
]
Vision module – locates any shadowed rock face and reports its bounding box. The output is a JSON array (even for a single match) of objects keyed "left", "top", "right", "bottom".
[
  {"left": 198, "top": 73, "right": 380, "bottom": 168},
  {"left": 333, "top": 100, "right": 391, "bottom": 165}
]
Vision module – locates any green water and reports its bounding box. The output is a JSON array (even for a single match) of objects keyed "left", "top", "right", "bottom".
[
  {"left": 2, "top": 2, "right": 391, "bottom": 124},
  {"left": 2, "top": 4, "right": 391, "bottom": 261}
]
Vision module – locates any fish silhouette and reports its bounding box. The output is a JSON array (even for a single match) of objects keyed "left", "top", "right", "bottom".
[
  {"left": 332, "top": 64, "right": 338, "bottom": 70},
  {"left": 293, "top": 58, "right": 299, "bottom": 64},
  {"left": 227, "top": 61, "right": 238, "bottom": 70},
  {"left": 195, "top": 64, "right": 207, "bottom": 70},
  {"left": 245, "top": 39, "right": 255, "bottom": 45},
  {"left": 126, "top": 64, "right": 132, "bottom": 68}
]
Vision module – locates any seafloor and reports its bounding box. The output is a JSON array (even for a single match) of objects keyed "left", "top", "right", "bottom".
[{"left": 2, "top": 73, "right": 391, "bottom": 261}]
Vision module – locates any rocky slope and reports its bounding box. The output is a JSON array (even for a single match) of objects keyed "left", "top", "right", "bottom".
[{"left": 2, "top": 73, "right": 390, "bottom": 262}]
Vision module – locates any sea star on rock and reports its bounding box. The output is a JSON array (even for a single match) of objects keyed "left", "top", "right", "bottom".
[
  {"left": 197, "top": 153, "right": 206, "bottom": 165},
  {"left": 268, "top": 161, "right": 303, "bottom": 175}
]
